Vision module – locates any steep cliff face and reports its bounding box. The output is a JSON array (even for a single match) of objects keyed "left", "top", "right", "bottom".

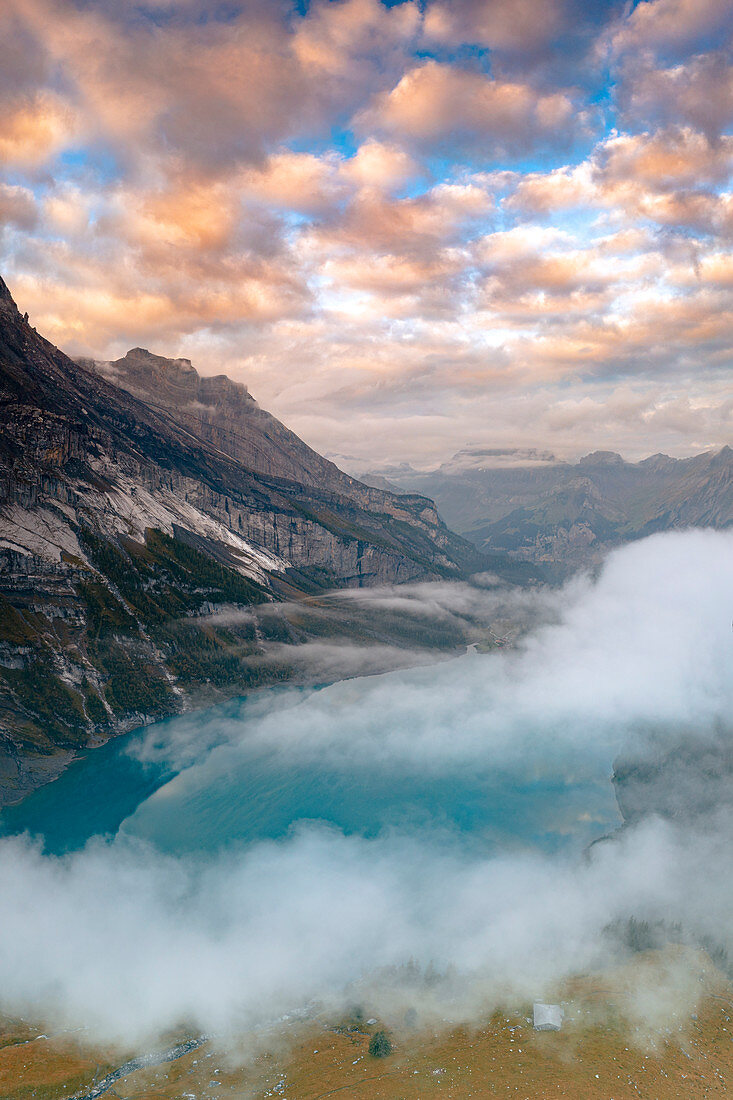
[
  {"left": 0, "top": 276, "right": 486, "bottom": 800},
  {"left": 85, "top": 347, "right": 377, "bottom": 494}
]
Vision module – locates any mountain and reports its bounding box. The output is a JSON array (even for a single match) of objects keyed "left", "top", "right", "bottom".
[
  {"left": 0, "top": 276, "right": 488, "bottom": 802},
  {"left": 372, "top": 446, "right": 733, "bottom": 579},
  {"left": 80, "top": 348, "right": 380, "bottom": 492}
]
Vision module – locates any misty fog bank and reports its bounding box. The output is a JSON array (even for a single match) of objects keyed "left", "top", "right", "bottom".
[
  {"left": 0, "top": 529, "right": 732, "bottom": 1047},
  {"left": 134, "top": 528, "right": 733, "bottom": 778}
]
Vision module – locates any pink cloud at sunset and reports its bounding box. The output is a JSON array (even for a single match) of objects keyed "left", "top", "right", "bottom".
[{"left": 0, "top": 0, "right": 730, "bottom": 466}]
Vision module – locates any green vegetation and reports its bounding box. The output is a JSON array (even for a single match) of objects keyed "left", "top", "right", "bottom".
[
  {"left": 0, "top": 664, "right": 87, "bottom": 746},
  {"left": 153, "top": 622, "right": 246, "bottom": 687},
  {"left": 89, "top": 639, "right": 174, "bottom": 717},
  {"left": 279, "top": 563, "right": 340, "bottom": 594},
  {"left": 257, "top": 612, "right": 295, "bottom": 643},
  {"left": 368, "top": 1031, "right": 393, "bottom": 1058},
  {"left": 79, "top": 528, "right": 268, "bottom": 625},
  {"left": 0, "top": 598, "right": 38, "bottom": 645},
  {"left": 235, "top": 658, "right": 294, "bottom": 689},
  {"left": 145, "top": 529, "right": 269, "bottom": 604},
  {"left": 69, "top": 528, "right": 278, "bottom": 717},
  {"left": 78, "top": 580, "right": 138, "bottom": 637}
]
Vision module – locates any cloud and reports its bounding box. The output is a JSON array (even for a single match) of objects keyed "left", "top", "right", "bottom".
[
  {"left": 617, "top": 52, "right": 733, "bottom": 140},
  {"left": 167, "top": 530, "right": 733, "bottom": 775},
  {"left": 340, "top": 138, "right": 420, "bottom": 193},
  {"left": 356, "top": 60, "right": 586, "bottom": 156},
  {"left": 0, "top": 91, "right": 76, "bottom": 167},
  {"left": 261, "top": 639, "right": 450, "bottom": 684},
  {"left": 4, "top": 0, "right": 420, "bottom": 175},
  {"left": 5, "top": 813, "right": 732, "bottom": 1047},
  {"left": 292, "top": 0, "right": 420, "bottom": 87},
  {"left": 297, "top": 178, "right": 492, "bottom": 313},
  {"left": 0, "top": 183, "right": 37, "bottom": 230},
  {"left": 314, "top": 180, "right": 493, "bottom": 255},
  {"left": 475, "top": 225, "right": 642, "bottom": 308},
  {"left": 0, "top": 0, "right": 730, "bottom": 467},
  {"left": 607, "top": 0, "right": 733, "bottom": 58},
  {"left": 600, "top": 128, "right": 733, "bottom": 191},
  {"left": 8, "top": 0, "right": 307, "bottom": 170},
  {"left": 1, "top": 532, "right": 733, "bottom": 1048},
  {"left": 603, "top": 0, "right": 733, "bottom": 147},
  {"left": 512, "top": 173, "right": 733, "bottom": 252},
  {"left": 241, "top": 150, "right": 347, "bottom": 214},
  {"left": 423, "top": 0, "right": 569, "bottom": 54},
  {"left": 0, "top": 819, "right": 701, "bottom": 1044},
  {"left": 506, "top": 129, "right": 733, "bottom": 229}
]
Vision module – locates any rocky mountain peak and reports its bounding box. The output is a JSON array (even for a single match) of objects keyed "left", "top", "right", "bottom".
[
  {"left": 0, "top": 275, "right": 15, "bottom": 305},
  {"left": 577, "top": 451, "right": 624, "bottom": 466},
  {"left": 638, "top": 453, "right": 676, "bottom": 471},
  {"left": 86, "top": 348, "right": 361, "bottom": 489},
  {"left": 124, "top": 347, "right": 196, "bottom": 372},
  {"left": 711, "top": 444, "right": 733, "bottom": 465},
  {"left": 0, "top": 276, "right": 24, "bottom": 328},
  {"left": 106, "top": 347, "right": 253, "bottom": 409}
]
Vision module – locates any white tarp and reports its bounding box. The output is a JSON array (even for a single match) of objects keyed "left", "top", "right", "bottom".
[{"left": 533, "top": 1002, "right": 564, "bottom": 1031}]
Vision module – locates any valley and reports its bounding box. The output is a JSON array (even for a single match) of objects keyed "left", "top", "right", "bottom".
[{"left": 362, "top": 448, "right": 733, "bottom": 580}]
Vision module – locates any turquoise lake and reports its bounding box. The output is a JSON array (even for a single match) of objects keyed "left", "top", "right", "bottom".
[{"left": 0, "top": 677, "right": 622, "bottom": 858}]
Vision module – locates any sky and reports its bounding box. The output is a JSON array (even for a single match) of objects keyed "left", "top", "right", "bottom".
[{"left": 0, "top": 0, "right": 731, "bottom": 467}]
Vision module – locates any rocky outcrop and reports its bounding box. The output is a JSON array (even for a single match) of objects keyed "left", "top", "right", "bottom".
[{"left": 85, "top": 347, "right": 368, "bottom": 492}]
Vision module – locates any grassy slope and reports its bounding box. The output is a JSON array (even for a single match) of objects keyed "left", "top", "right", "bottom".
[{"left": 4, "top": 947, "right": 733, "bottom": 1099}]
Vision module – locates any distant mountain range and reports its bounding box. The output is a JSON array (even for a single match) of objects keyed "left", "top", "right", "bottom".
[
  {"left": 361, "top": 445, "right": 733, "bottom": 580},
  {"left": 0, "top": 276, "right": 491, "bottom": 801}
]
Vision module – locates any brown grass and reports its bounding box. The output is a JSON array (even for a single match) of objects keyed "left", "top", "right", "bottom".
[{"left": 2, "top": 948, "right": 733, "bottom": 1099}]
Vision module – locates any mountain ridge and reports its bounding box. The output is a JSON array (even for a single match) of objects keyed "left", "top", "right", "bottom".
[
  {"left": 365, "top": 445, "right": 733, "bottom": 578},
  {"left": 79, "top": 346, "right": 380, "bottom": 494},
  {"left": 0, "top": 275, "right": 492, "bottom": 803}
]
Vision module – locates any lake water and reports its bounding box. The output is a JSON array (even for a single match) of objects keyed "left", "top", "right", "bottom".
[{"left": 0, "top": 672, "right": 622, "bottom": 858}]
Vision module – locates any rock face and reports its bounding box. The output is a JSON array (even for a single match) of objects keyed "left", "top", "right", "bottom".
[
  {"left": 84, "top": 347, "right": 370, "bottom": 492},
  {"left": 0, "top": 275, "right": 486, "bottom": 800},
  {"left": 374, "top": 446, "right": 733, "bottom": 579}
]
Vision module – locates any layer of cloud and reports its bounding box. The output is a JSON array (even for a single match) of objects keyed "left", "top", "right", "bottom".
[
  {"left": 3, "top": 813, "right": 732, "bottom": 1047},
  {"left": 423, "top": 0, "right": 569, "bottom": 55},
  {"left": 356, "top": 60, "right": 586, "bottom": 156},
  {"left": 607, "top": 0, "right": 733, "bottom": 58},
  {"left": 133, "top": 530, "right": 733, "bottom": 779},
  {"left": 1, "top": 531, "right": 732, "bottom": 1048},
  {"left": 0, "top": 0, "right": 731, "bottom": 465}
]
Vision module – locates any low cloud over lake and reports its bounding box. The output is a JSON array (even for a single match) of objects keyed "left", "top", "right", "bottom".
[{"left": 1, "top": 529, "right": 732, "bottom": 1047}]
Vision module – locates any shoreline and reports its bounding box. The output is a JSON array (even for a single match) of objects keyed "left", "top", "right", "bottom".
[{"left": 0, "top": 640, "right": 465, "bottom": 815}]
